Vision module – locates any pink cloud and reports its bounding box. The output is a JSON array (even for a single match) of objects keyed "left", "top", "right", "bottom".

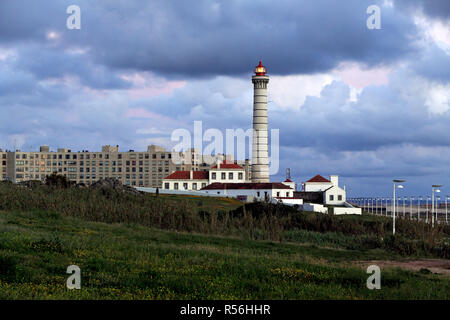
[
  {"left": 334, "top": 63, "right": 391, "bottom": 89},
  {"left": 121, "top": 72, "right": 186, "bottom": 99}
]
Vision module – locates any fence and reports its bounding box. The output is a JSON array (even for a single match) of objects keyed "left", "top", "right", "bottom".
[{"left": 347, "top": 197, "right": 449, "bottom": 224}]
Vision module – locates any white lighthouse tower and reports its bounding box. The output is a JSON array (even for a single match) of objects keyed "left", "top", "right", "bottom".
[{"left": 251, "top": 61, "right": 270, "bottom": 183}]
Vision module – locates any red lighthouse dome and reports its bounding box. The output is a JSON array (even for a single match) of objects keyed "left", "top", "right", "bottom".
[{"left": 254, "top": 60, "right": 266, "bottom": 76}]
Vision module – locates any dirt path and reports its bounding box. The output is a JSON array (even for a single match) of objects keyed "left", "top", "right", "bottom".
[{"left": 356, "top": 259, "right": 450, "bottom": 276}]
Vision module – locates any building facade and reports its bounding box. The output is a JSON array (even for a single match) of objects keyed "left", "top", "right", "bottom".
[
  {"left": 0, "top": 144, "right": 241, "bottom": 188},
  {"left": 301, "top": 174, "right": 347, "bottom": 206},
  {"left": 162, "top": 161, "right": 248, "bottom": 191}
]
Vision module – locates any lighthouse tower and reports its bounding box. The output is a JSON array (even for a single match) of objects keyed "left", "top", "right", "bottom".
[{"left": 251, "top": 61, "right": 270, "bottom": 183}]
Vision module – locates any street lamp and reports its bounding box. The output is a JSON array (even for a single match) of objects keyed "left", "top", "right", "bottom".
[
  {"left": 436, "top": 195, "right": 441, "bottom": 224},
  {"left": 371, "top": 198, "right": 374, "bottom": 214},
  {"left": 432, "top": 185, "right": 442, "bottom": 228},
  {"left": 417, "top": 196, "right": 422, "bottom": 221},
  {"left": 426, "top": 196, "right": 431, "bottom": 223},
  {"left": 403, "top": 196, "right": 407, "bottom": 217},
  {"left": 393, "top": 180, "right": 405, "bottom": 235},
  {"left": 446, "top": 196, "right": 449, "bottom": 224}
]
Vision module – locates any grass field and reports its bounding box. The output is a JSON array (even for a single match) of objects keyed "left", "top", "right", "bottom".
[
  {"left": 0, "top": 182, "right": 449, "bottom": 299},
  {"left": 0, "top": 208, "right": 449, "bottom": 299}
]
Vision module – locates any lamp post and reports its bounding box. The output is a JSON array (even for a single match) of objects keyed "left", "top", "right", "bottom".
[
  {"left": 393, "top": 180, "right": 405, "bottom": 235},
  {"left": 417, "top": 196, "right": 422, "bottom": 221},
  {"left": 403, "top": 197, "right": 407, "bottom": 217},
  {"left": 410, "top": 196, "right": 414, "bottom": 220},
  {"left": 446, "top": 196, "right": 449, "bottom": 224},
  {"left": 426, "top": 196, "right": 430, "bottom": 223},
  {"left": 432, "top": 185, "right": 442, "bottom": 227},
  {"left": 436, "top": 195, "right": 441, "bottom": 224}
]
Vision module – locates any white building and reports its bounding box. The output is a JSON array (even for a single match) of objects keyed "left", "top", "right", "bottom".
[
  {"left": 200, "top": 182, "right": 294, "bottom": 201},
  {"left": 162, "top": 161, "right": 247, "bottom": 191},
  {"left": 209, "top": 161, "right": 247, "bottom": 183},
  {"left": 162, "top": 171, "right": 209, "bottom": 191},
  {"left": 303, "top": 174, "right": 346, "bottom": 206}
]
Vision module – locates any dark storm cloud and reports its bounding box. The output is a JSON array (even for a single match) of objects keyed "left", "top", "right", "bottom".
[
  {"left": 1, "top": 0, "right": 419, "bottom": 77},
  {"left": 12, "top": 45, "right": 131, "bottom": 89},
  {"left": 395, "top": 0, "right": 450, "bottom": 21}
]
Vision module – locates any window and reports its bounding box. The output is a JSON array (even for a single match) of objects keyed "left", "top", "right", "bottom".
[
  {"left": 338, "top": 195, "right": 342, "bottom": 201},
  {"left": 193, "top": 183, "right": 197, "bottom": 190},
  {"left": 277, "top": 192, "right": 280, "bottom": 197},
  {"left": 329, "top": 195, "right": 334, "bottom": 201},
  {"left": 174, "top": 183, "right": 179, "bottom": 190},
  {"left": 257, "top": 192, "right": 260, "bottom": 197},
  {"left": 221, "top": 172, "right": 226, "bottom": 179},
  {"left": 229, "top": 172, "right": 233, "bottom": 180},
  {"left": 238, "top": 172, "right": 243, "bottom": 180},
  {"left": 164, "top": 183, "right": 169, "bottom": 189},
  {"left": 201, "top": 183, "right": 206, "bottom": 188},
  {"left": 212, "top": 173, "right": 216, "bottom": 180},
  {"left": 183, "top": 183, "right": 188, "bottom": 190}
]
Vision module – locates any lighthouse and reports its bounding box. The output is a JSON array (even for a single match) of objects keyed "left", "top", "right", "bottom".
[{"left": 251, "top": 61, "right": 270, "bottom": 183}]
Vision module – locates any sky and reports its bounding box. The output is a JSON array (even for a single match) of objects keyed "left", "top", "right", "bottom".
[{"left": 0, "top": 0, "right": 449, "bottom": 197}]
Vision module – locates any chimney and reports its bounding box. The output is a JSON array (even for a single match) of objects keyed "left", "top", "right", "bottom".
[
  {"left": 217, "top": 160, "right": 220, "bottom": 169},
  {"left": 330, "top": 175, "right": 339, "bottom": 187}
]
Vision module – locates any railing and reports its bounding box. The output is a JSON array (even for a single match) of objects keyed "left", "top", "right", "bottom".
[{"left": 347, "top": 197, "right": 449, "bottom": 224}]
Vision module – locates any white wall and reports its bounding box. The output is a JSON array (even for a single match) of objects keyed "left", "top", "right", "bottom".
[
  {"left": 200, "top": 188, "right": 293, "bottom": 200},
  {"left": 276, "top": 198, "right": 303, "bottom": 205},
  {"left": 302, "top": 203, "right": 328, "bottom": 213},
  {"left": 330, "top": 175, "right": 338, "bottom": 186},
  {"left": 333, "top": 207, "right": 362, "bottom": 215},
  {"left": 162, "top": 179, "right": 209, "bottom": 191},
  {"left": 324, "top": 185, "right": 346, "bottom": 205},
  {"left": 209, "top": 169, "right": 246, "bottom": 183},
  {"left": 304, "top": 182, "right": 333, "bottom": 192}
]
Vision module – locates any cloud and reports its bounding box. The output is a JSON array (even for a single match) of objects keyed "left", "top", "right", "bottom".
[
  {"left": 395, "top": 0, "right": 450, "bottom": 21},
  {"left": 0, "top": 0, "right": 448, "bottom": 196},
  {"left": 1, "top": 0, "right": 419, "bottom": 77}
]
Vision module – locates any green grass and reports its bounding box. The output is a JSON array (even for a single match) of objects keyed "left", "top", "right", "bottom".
[{"left": 0, "top": 209, "right": 448, "bottom": 299}]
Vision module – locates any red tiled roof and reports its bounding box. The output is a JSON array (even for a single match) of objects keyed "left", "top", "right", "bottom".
[
  {"left": 284, "top": 179, "right": 293, "bottom": 182},
  {"left": 306, "top": 174, "right": 330, "bottom": 183},
  {"left": 164, "top": 171, "right": 209, "bottom": 180},
  {"left": 201, "top": 182, "right": 292, "bottom": 190},
  {"left": 211, "top": 161, "right": 243, "bottom": 169}
]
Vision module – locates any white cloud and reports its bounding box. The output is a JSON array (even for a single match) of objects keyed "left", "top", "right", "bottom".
[
  {"left": 425, "top": 84, "right": 450, "bottom": 114},
  {"left": 269, "top": 74, "right": 335, "bottom": 110}
]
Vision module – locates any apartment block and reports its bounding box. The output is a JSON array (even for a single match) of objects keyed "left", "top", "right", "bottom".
[
  {"left": 0, "top": 149, "right": 8, "bottom": 181},
  {"left": 2, "top": 144, "right": 239, "bottom": 188}
]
